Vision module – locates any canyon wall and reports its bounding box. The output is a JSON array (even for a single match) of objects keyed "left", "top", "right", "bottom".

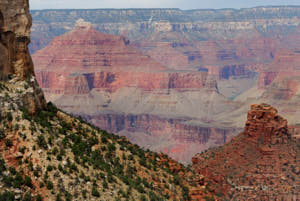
[
  {"left": 83, "top": 113, "right": 238, "bottom": 162},
  {"left": 31, "top": 8, "right": 300, "bottom": 163},
  {"left": 30, "top": 7, "right": 300, "bottom": 53},
  {"left": 0, "top": 0, "right": 34, "bottom": 79},
  {"left": 0, "top": 0, "right": 45, "bottom": 114},
  {"left": 30, "top": 7, "right": 300, "bottom": 100},
  {"left": 33, "top": 21, "right": 240, "bottom": 163}
]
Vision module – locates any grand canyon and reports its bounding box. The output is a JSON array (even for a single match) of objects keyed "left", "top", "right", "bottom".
[
  {"left": 31, "top": 7, "right": 300, "bottom": 163},
  {"left": 0, "top": 1, "right": 299, "bottom": 200}
]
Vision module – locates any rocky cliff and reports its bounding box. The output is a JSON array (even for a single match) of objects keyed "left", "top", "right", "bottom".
[
  {"left": 0, "top": 0, "right": 45, "bottom": 114},
  {"left": 192, "top": 104, "right": 300, "bottom": 200},
  {"left": 0, "top": 0, "right": 33, "bottom": 80}
]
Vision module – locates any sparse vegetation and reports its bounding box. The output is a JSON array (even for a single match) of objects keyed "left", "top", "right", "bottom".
[{"left": 0, "top": 83, "right": 194, "bottom": 201}]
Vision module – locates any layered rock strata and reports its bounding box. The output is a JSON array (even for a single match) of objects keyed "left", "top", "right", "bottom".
[{"left": 33, "top": 21, "right": 239, "bottom": 163}]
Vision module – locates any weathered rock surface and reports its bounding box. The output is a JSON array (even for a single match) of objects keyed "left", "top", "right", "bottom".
[
  {"left": 0, "top": 0, "right": 34, "bottom": 79},
  {"left": 0, "top": 0, "right": 45, "bottom": 114},
  {"left": 244, "top": 104, "right": 289, "bottom": 141},
  {"left": 231, "top": 48, "right": 300, "bottom": 128},
  {"left": 192, "top": 104, "right": 300, "bottom": 200}
]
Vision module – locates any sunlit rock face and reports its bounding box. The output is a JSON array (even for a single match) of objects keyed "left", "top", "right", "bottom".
[
  {"left": 0, "top": 0, "right": 46, "bottom": 114},
  {"left": 0, "top": 0, "right": 34, "bottom": 79}
]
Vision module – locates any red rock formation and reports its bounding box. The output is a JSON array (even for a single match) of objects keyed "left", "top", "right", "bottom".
[
  {"left": 244, "top": 104, "right": 289, "bottom": 142},
  {"left": 192, "top": 104, "right": 299, "bottom": 200},
  {"left": 33, "top": 19, "right": 167, "bottom": 73},
  {"left": 35, "top": 69, "right": 209, "bottom": 95},
  {"left": 33, "top": 20, "right": 236, "bottom": 164},
  {"left": 33, "top": 20, "right": 211, "bottom": 95}
]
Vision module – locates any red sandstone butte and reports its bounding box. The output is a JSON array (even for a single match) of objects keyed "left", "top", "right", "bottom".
[
  {"left": 33, "top": 19, "right": 211, "bottom": 95},
  {"left": 192, "top": 103, "right": 299, "bottom": 200}
]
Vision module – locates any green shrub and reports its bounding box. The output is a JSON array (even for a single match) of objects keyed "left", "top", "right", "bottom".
[
  {"left": 24, "top": 176, "right": 33, "bottom": 188},
  {"left": 0, "top": 191, "right": 15, "bottom": 201},
  {"left": 36, "top": 194, "right": 43, "bottom": 201},
  {"left": 0, "top": 129, "right": 5, "bottom": 139},
  {"left": 0, "top": 159, "right": 7, "bottom": 175},
  {"left": 7, "top": 112, "right": 13, "bottom": 121},
  {"left": 5, "top": 139, "right": 13, "bottom": 147},
  {"left": 82, "top": 190, "right": 87, "bottom": 199},
  {"left": 23, "top": 192, "right": 32, "bottom": 201},
  {"left": 13, "top": 173, "right": 23, "bottom": 188},
  {"left": 34, "top": 170, "right": 39, "bottom": 177},
  {"left": 46, "top": 181, "right": 54, "bottom": 190},
  {"left": 139, "top": 195, "right": 147, "bottom": 201},
  {"left": 47, "top": 165, "right": 53, "bottom": 172},
  {"left": 37, "top": 135, "right": 47, "bottom": 149},
  {"left": 9, "top": 167, "right": 16, "bottom": 175},
  {"left": 92, "top": 187, "right": 100, "bottom": 197}
]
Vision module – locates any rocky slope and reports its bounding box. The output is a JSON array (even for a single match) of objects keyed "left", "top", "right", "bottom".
[
  {"left": 192, "top": 104, "right": 300, "bottom": 200},
  {"left": 0, "top": 79, "right": 203, "bottom": 200}
]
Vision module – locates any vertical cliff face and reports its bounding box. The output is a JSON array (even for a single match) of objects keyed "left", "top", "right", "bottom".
[
  {"left": 0, "top": 0, "right": 46, "bottom": 113},
  {"left": 0, "top": 0, "right": 34, "bottom": 79}
]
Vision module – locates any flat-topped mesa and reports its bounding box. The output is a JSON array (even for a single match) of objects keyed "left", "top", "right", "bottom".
[
  {"left": 0, "top": 0, "right": 46, "bottom": 114},
  {"left": 244, "top": 103, "right": 289, "bottom": 143}
]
